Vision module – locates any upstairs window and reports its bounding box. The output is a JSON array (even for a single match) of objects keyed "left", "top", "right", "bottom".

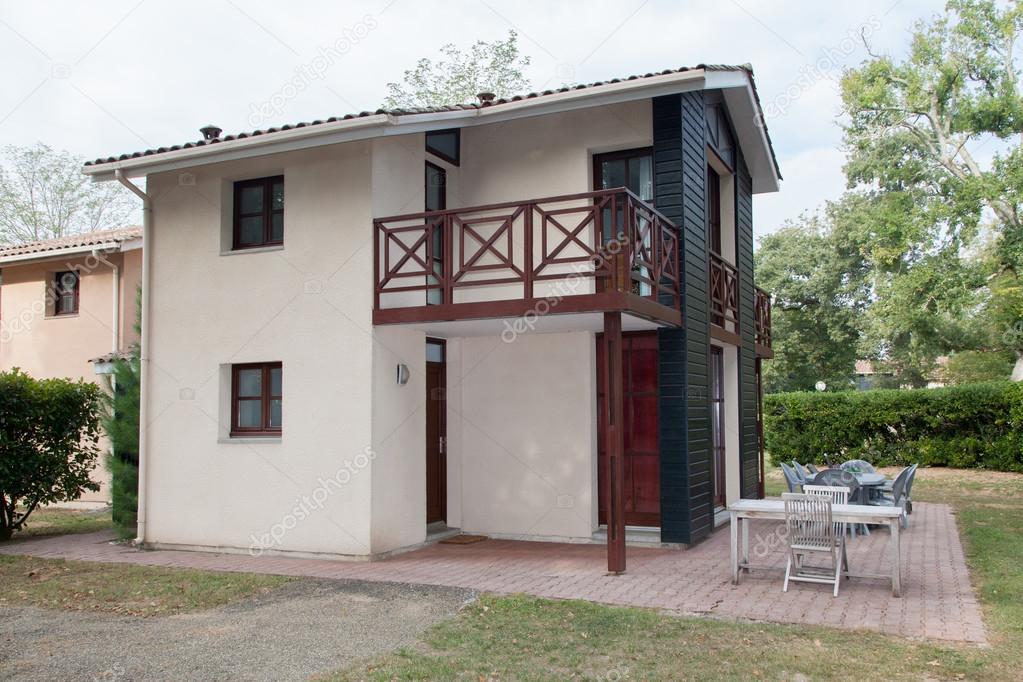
[
  {"left": 233, "top": 176, "right": 284, "bottom": 249},
  {"left": 231, "top": 362, "right": 282, "bottom": 436},
  {"left": 52, "top": 270, "right": 80, "bottom": 315},
  {"left": 706, "top": 166, "right": 722, "bottom": 256},
  {"left": 425, "top": 129, "right": 460, "bottom": 166}
]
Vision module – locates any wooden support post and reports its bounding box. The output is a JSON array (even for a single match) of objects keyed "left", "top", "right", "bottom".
[{"left": 604, "top": 311, "right": 626, "bottom": 574}]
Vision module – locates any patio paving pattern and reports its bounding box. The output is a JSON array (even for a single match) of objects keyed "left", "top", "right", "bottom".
[{"left": 0, "top": 501, "right": 985, "bottom": 643}]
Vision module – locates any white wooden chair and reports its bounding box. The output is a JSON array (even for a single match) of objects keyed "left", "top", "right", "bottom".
[
  {"left": 803, "top": 484, "right": 852, "bottom": 576},
  {"left": 782, "top": 492, "right": 846, "bottom": 597}
]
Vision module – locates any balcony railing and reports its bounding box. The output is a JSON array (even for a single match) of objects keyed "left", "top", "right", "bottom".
[
  {"left": 709, "top": 251, "right": 739, "bottom": 328},
  {"left": 373, "top": 188, "right": 680, "bottom": 323},
  {"left": 755, "top": 286, "right": 772, "bottom": 349}
]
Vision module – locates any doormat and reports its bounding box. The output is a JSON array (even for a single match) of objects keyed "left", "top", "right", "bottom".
[{"left": 440, "top": 534, "right": 489, "bottom": 545}]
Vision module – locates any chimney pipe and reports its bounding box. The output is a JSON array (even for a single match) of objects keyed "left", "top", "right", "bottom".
[
  {"left": 199, "top": 124, "right": 222, "bottom": 141},
  {"left": 476, "top": 92, "right": 496, "bottom": 105}
]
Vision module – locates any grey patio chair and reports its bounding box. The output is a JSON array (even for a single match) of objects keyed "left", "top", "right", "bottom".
[
  {"left": 782, "top": 492, "right": 847, "bottom": 597},
  {"left": 791, "top": 460, "right": 809, "bottom": 484},
  {"left": 811, "top": 469, "right": 868, "bottom": 536},
  {"left": 904, "top": 463, "right": 919, "bottom": 514},
  {"left": 780, "top": 462, "right": 802, "bottom": 493},
  {"left": 840, "top": 459, "right": 876, "bottom": 474},
  {"left": 805, "top": 463, "right": 820, "bottom": 475},
  {"left": 874, "top": 465, "right": 912, "bottom": 528},
  {"left": 882, "top": 463, "right": 919, "bottom": 513}
]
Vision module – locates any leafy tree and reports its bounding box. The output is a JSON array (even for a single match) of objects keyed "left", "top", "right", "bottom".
[
  {"left": 0, "top": 143, "right": 137, "bottom": 246},
  {"left": 103, "top": 350, "right": 140, "bottom": 539},
  {"left": 102, "top": 288, "right": 142, "bottom": 539},
  {"left": 840, "top": 0, "right": 1023, "bottom": 380},
  {"left": 383, "top": 31, "right": 531, "bottom": 108},
  {"left": 944, "top": 349, "right": 1016, "bottom": 383},
  {"left": 0, "top": 369, "right": 103, "bottom": 540},
  {"left": 754, "top": 211, "right": 868, "bottom": 392}
]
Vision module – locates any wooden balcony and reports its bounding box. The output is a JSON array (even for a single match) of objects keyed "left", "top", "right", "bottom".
[
  {"left": 373, "top": 189, "right": 681, "bottom": 328},
  {"left": 709, "top": 251, "right": 739, "bottom": 333},
  {"left": 755, "top": 286, "right": 773, "bottom": 357}
]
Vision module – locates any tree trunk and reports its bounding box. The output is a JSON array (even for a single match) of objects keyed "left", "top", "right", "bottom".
[{"left": 1012, "top": 352, "right": 1023, "bottom": 382}]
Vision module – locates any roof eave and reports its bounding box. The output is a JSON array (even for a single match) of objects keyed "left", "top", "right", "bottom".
[
  {"left": 83, "top": 67, "right": 781, "bottom": 193},
  {"left": 0, "top": 241, "right": 128, "bottom": 265}
]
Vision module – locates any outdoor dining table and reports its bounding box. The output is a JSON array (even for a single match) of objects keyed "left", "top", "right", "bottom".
[
  {"left": 852, "top": 472, "right": 887, "bottom": 503},
  {"left": 728, "top": 499, "right": 906, "bottom": 596}
]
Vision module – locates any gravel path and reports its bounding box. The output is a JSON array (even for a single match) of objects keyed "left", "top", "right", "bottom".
[{"left": 0, "top": 579, "right": 475, "bottom": 681}]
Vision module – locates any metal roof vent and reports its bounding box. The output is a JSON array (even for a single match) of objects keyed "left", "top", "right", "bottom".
[
  {"left": 476, "top": 92, "right": 496, "bottom": 105},
  {"left": 199, "top": 124, "right": 222, "bottom": 141}
]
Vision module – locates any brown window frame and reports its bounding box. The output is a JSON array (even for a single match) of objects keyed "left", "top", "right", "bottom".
[
  {"left": 52, "top": 270, "right": 80, "bottom": 316},
  {"left": 232, "top": 175, "right": 284, "bottom": 250},
  {"left": 230, "top": 362, "right": 282, "bottom": 437}
]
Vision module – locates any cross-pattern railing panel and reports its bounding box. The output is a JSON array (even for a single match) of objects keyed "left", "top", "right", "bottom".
[
  {"left": 709, "top": 251, "right": 739, "bottom": 328},
  {"left": 374, "top": 188, "right": 680, "bottom": 314},
  {"left": 755, "top": 286, "right": 772, "bottom": 348}
]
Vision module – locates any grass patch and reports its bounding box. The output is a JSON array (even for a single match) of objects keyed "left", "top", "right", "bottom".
[
  {"left": 330, "top": 467, "right": 1023, "bottom": 681},
  {"left": 10, "top": 507, "right": 114, "bottom": 539},
  {"left": 0, "top": 554, "right": 291, "bottom": 617},
  {"left": 328, "top": 594, "right": 986, "bottom": 681}
]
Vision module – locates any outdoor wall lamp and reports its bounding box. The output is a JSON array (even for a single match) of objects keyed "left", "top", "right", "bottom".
[{"left": 396, "top": 363, "right": 410, "bottom": 386}]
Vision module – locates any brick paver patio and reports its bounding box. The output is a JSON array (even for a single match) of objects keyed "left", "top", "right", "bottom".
[{"left": 0, "top": 502, "right": 985, "bottom": 643}]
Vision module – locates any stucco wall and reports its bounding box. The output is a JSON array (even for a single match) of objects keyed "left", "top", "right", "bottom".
[
  {"left": 143, "top": 142, "right": 377, "bottom": 555},
  {"left": 140, "top": 102, "right": 656, "bottom": 555},
  {"left": 446, "top": 331, "right": 598, "bottom": 541},
  {"left": 370, "top": 325, "right": 426, "bottom": 553},
  {"left": 0, "top": 249, "right": 139, "bottom": 505},
  {"left": 459, "top": 100, "right": 652, "bottom": 204}
]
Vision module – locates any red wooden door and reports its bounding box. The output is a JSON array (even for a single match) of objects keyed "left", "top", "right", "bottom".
[{"left": 597, "top": 331, "right": 660, "bottom": 527}]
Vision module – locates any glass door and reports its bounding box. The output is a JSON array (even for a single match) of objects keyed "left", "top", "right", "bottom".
[
  {"left": 425, "top": 162, "right": 446, "bottom": 305},
  {"left": 593, "top": 148, "right": 653, "bottom": 294},
  {"left": 711, "top": 346, "right": 726, "bottom": 508}
]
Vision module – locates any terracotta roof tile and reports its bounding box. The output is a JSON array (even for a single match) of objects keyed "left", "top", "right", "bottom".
[
  {"left": 0, "top": 226, "right": 142, "bottom": 259},
  {"left": 83, "top": 64, "right": 779, "bottom": 177}
]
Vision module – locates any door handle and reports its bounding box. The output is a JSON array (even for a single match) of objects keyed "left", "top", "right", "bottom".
[{"left": 439, "top": 435, "right": 445, "bottom": 454}]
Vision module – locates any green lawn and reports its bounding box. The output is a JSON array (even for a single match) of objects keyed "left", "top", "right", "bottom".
[
  {"left": 3, "top": 470, "right": 1019, "bottom": 679},
  {"left": 327, "top": 467, "right": 1023, "bottom": 681},
  {"left": 11, "top": 506, "right": 114, "bottom": 539},
  {"left": 0, "top": 554, "right": 291, "bottom": 617}
]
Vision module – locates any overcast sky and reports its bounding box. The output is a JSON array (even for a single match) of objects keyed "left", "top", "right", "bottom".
[{"left": 0, "top": 0, "right": 943, "bottom": 241}]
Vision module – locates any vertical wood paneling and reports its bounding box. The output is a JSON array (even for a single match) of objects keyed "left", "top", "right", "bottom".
[
  {"left": 655, "top": 92, "right": 713, "bottom": 544},
  {"left": 654, "top": 94, "right": 689, "bottom": 544},
  {"left": 736, "top": 146, "right": 761, "bottom": 499}
]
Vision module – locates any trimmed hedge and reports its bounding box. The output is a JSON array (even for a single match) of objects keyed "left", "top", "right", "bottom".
[{"left": 764, "top": 381, "right": 1023, "bottom": 472}]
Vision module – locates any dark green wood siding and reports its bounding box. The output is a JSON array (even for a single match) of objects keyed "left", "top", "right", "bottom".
[
  {"left": 736, "top": 149, "right": 761, "bottom": 499},
  {"left": 654, "top": 92, "right": 713, "bottom": 544}
]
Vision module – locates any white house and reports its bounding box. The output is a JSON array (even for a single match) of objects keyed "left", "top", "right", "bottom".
[{"left": 83, "top": 64, "right": 780, "bottom": 570}]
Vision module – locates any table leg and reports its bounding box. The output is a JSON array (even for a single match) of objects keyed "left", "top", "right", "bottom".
[
  {"left": 890, "top": 517, "right": 902, "bottom": 597},
  {"left": 741, "top": 516, "right": 749, "bottom": 573},
  {"left": 730, "top": 512, "right": 739, "bottom": 585}
]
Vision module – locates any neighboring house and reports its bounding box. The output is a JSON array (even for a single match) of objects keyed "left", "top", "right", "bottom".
[
  {"left": 854, "top": 358, "right": 949, "bottom": 390},
  {"left": 82, "top": 64, "right": 779, "bottom": 570},
  {"left": 0, "top": 227, "right": 143, "bottom": 506}
]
